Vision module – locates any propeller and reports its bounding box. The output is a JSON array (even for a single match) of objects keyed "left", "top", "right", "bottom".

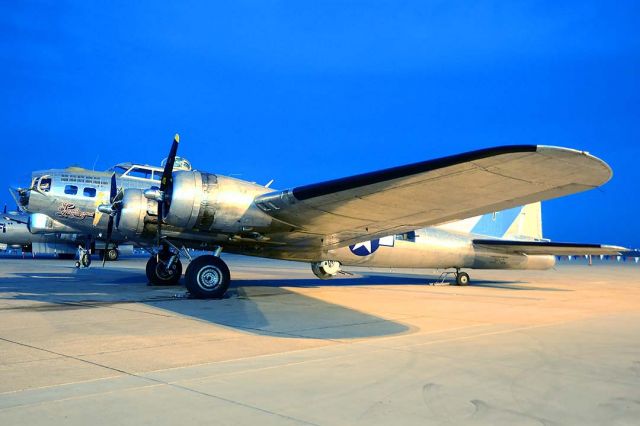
[
  {"left": 98, "top": 173, "right": 123, "bottom": 266},
  {"left": 146, "top": 133, "right": 180, "bottom": 247},
  {"left": 2, "top": 205, "right": 6, "bottom": 214}
]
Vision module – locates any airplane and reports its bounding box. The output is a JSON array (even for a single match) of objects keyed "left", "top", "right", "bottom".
[
  {"left": 16, "top": 135, "right": 626, "bottom": 298},
  {"left": 0, "top": 206, "right": 134, "bottom": 261}
]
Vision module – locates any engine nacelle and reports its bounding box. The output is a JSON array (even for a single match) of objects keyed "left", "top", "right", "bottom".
[
  {"left": 162, "top": 171, "right": 272, "bottom": 233},
  {"left": 311, "top": 261, "right": 342, "bottom": 279},
  {"left": 28, "top": 213, "right": 77, "bottom": 234},
  {"left": 117, "top": 188, "right": 155, "bottom": 237}
]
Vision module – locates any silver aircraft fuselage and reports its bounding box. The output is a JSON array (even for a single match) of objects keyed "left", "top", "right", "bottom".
[{"left": 329, "top": 228, "right": 555, "bottom": 271}]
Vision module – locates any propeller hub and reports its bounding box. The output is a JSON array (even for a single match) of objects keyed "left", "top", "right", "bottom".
[
  {"left": 144, "top": 188, "right": 164, "bottom": 202},
  {"left": 97, "top": 204, "right": 114, "bottom": 215}
]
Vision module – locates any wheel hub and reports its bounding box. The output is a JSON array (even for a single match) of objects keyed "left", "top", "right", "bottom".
[
  {"left": 156, "top": 263, "right": 176, "bottom": 280},
  {"left": 198, "top": 266, "right": 222, "bottom": 289}
]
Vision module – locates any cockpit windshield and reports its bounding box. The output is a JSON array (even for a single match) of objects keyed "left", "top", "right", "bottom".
[
  {"left": 126, "top": 167, "right": 154, "bottom": 180},
  {"left": 31, "top": 175, "right": 51, "bottom": 192},
  {"left": 109, "top": 165, "right": 129, "bottom": 175}
]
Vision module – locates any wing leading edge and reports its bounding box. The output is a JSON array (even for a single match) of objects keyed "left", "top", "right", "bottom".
[{"left": 256, "top": 145, "right": 613, "bottom": 253}]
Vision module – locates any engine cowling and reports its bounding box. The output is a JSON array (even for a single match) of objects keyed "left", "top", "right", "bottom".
[
  {"left": 311, "top": 261, "right": 342, "bottom": 279},
  {"left": 161, "top": 171, "right": 272, "bottom": 233},
  {"left": 117, "top": 188, "right": 155, "bottom": 237}
]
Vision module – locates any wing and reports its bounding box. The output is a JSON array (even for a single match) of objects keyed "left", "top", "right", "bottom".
[
  {"left": 256, "top": 145, "right": 612, "bottom": 255},
  {"left": 473, "top": 240, "right": 626, "bottom": 256},
  {"left": 2, "top": 213, "right": 29, "bottom": 225}
]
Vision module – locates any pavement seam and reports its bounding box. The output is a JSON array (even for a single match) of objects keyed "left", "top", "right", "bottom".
[{"left": 0, "top": 336, "right": 319, "bottom": 425}]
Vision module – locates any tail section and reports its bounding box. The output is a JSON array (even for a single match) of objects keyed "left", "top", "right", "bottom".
[
  {"left": 436, "top": 202, "right": 544, "bottom": 240},
  {"left": 502, "top": 202, "right": 543, "bottom": 240}
]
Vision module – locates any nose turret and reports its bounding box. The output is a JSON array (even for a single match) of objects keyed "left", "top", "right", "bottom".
[{"left": 9, "top": 187, "right": 30, "bottom": 211}]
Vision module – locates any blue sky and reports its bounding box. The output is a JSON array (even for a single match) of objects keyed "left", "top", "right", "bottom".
[{"left": 2, "top": 1, "right": 639, "bottom": 246}]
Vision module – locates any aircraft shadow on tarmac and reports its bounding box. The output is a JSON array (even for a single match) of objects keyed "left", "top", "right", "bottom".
[
  {"left": 0, "top": 269, "right": 569, "bottom": 339},
  {"left": 0, "top": 270, "right": 412, "bottom": 339},
  {"left": 235, "top": 273, "right": 570, "bottom": 292}
]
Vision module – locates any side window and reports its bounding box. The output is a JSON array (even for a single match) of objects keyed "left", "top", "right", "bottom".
[
  {"left": 395, "top": 231, "right": 417, "bottom": 242},
  {"left": 83, "top": 187, "right": 96, "bottom": 197},
  {"left": 64, "top": 185, "right": 78, "bottom": 195}
]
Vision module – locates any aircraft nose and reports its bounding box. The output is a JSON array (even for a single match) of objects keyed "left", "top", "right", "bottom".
[{"left": 9, "top": 187, "right": 30, "bottom": 211}]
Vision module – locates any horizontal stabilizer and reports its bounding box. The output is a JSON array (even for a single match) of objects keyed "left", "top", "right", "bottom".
[{"left": 473, "top": 239, "right": 626, "bottom": 256}]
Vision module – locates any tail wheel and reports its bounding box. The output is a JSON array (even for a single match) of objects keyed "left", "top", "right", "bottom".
[
  {"left": 146, "top": 255, "right": 182, "bottom": 285},
  {"left": 185, "top": 255, "right": 230, "bottom": 299},
  {"left": 456, "top": 272, "right": 470, "bottom": 286}
]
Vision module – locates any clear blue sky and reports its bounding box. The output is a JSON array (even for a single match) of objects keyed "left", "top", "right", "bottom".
[{"left": 2, "top": 1, "right": 638, "bottom": 247}]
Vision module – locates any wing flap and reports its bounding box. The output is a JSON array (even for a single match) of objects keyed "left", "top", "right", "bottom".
[{"left": 473, "top": 239, "right": 626, "bottom": 256}]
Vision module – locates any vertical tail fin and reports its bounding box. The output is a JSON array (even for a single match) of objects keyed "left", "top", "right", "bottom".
[
  {"left": 436, "top": 202, "right": 544, "bottom": 240},
  {"left": 503, "top": 202, "right": 543, "bottom": 240}
]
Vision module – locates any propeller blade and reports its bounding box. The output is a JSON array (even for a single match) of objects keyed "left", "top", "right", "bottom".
[
  {"left": 160, "top": 134, "right": 180, "bottom": 193},
  {"left": 157, "top": 133, "right": 180, "bottom": 245},
  {"left": 102, "top": 172, "right": 119, "bottom": 267},
  {"left": 93, "top": 212, "right": 103, "bottom": 227},
  {"left": 109, "top": 172, "right": 117, "bottom": 203},
  {"left": 3, "top": 205, "right": 6, "bottom": 214},
  {"left": 102, "top": 216, "right": 114, "bottom": 267}
]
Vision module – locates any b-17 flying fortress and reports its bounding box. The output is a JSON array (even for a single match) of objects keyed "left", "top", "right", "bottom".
[{"left": 6, "top": 135, "right": 627, "bottom": 298}]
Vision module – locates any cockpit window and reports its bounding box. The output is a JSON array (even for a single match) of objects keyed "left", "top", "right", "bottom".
[
  {"left": 64, "top": 185, "right": 78, "bottom": 195},
  {"left": 126, "top": 168, "right": 153, "bottom": 179},
  {"left": 83, "top": 187, "right": 96, "bottom": 197},
  {"left": 39, "top": 177, "right": 52, "bottom": 192}
]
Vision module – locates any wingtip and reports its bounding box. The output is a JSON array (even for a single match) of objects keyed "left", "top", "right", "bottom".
[{"left": 535, "top": 145, "right": 614, "bottom": 186}]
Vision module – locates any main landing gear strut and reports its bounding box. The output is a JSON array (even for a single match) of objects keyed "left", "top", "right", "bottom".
[
  {"left": 145, "top": 245, "right": 182, "bottom": 286},
  {"left": 145, "top": 244, "right": 230, "bottom": 299}
]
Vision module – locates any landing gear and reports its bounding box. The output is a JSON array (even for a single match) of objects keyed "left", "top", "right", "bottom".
[
  {"left": 146, "top": 251, "right": 182, "bottom": 285},
  {"left": 102, "top": 248, "right": 119, "bottom": 262},
  {"left": 75, "top": 250, "right": 91, "bottom": 268},
  {"left": 455, "top": 270, "right": 470, "bottom": 286},
  {"left": 311, "top": 261, "right": 341, "bottom": 279},
  {"left": 185, "top": 255, "right": 230, "bottom": 299}
]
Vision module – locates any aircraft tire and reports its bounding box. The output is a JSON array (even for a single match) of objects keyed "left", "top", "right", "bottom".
[
  {"left": 105, "top": 248, "right": 119, "bottom": 261},
  {"left": 146, "top": 256, "right": 182, "bottom": 286},
  {"left": 185, "top": 255, "right": 230, "bottom": 299},
  {"left": 81, "top": 252, "right": 92, "bottom": 268},
  {"left": 456, "top": 272, "right": 470, "bottom": 286}
]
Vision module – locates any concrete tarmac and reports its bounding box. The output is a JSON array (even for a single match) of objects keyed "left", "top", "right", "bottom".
[{"left": 0, "top": 255, "right": 639, "bottom": 425}]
